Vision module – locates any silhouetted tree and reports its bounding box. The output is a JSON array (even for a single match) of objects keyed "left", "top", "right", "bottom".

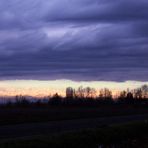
[
  {"left": 141, "top": 85, "right": 148, "bottom": 98},
  {"left": 66, "top": 87, "right": 75, "bottom": 98},
  {"left": 132, "top": 85, "right": 148, "bottom": 99},
  {"left": 15, "top": 95, "right": 30, "bottom": 106},
  {"left": 134, "top": 89, "right": 142, "bottom": 99},
  {"left": 84, "top": 87, "right": 96, "bottom": 98},
  {"left": 49, "top": 93, "right": 62, "bottom": 105},
  {"left": 120, "top": 91, "right": 127, "bottom": 99},
  {"left": 99, "top": 88, "right": 112, "bottom": 99},
  {"left": 76, "top": 86, "right": 85, "bottom": 98},
  {"left": 126, "top": 92, "right": 133, "bottom": 99}
]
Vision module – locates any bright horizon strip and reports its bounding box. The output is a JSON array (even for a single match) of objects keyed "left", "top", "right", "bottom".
[{"left": 0, "top": 79, "right": 148, "bottom": 97}]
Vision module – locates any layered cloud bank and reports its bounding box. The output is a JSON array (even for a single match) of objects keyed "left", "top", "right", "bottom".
[{"left": 0, "top": 0, "right": 148, "bottom": 81}]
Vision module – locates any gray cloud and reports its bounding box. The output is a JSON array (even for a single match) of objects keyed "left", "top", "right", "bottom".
[{"left": 0, "top": 0, "right": 148, "bottom": 81}]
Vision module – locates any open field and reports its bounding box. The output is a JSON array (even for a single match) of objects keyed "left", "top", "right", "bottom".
[
  {"left": 0, "top": 104, "right": 148, "bottom": 147},
  {"left": 0, "top": 114, "right": 148, "bottom": 139},
  {"left": 0, "top": 104, "right": 148, "bottom": 125},
  {"left": 0, "top": 121, "right": 148, "bottom": 148}
]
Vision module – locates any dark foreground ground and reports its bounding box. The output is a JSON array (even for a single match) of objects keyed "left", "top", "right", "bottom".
[
  {"left": 0, "top": 104, "right": 148, "bottom": 125},
  {"left": 0, "top": 121, "right": 148, "bottom": 148},
  {"left": 0, "top": 104, "right": 148, "bottom": 147},
  {"left": 0, "top": 114, "right": 148, "bottom": 139}
]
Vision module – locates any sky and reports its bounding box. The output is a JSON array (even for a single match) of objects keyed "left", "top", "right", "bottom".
[
  {"left": 0, "top": 80, "right": 148, "bottom": 97},
  {"left": 0, "top": 0, "right": 148, "bottom": 96}
]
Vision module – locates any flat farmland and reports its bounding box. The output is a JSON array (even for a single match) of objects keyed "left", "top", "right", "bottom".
[{"left": 0, "top": 104, "right": 148, "bottom": 125}]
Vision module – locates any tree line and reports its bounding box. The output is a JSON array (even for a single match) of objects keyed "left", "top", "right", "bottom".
[
  {"left": 66, "top": 84, "right": 148, "bottom": 99},
  {"left": 2, "top": 84, "right": 148, "bottom": 107}
]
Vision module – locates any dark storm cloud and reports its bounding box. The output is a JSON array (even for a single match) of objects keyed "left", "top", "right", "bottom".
[
  {"left": 0, "top": 0, "right": 148, "bottom": 81},
  {"left": 46, "top": 0, "right": 148, "bottom": 22}
]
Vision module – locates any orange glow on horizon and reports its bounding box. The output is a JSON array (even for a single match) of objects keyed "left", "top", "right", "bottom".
[{"left": 0, "top": 79, "right": 147, "bottom": 97}]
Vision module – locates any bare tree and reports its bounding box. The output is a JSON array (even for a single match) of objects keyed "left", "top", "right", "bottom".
[
  {"left": 99, "top": 88, "right": 112, "bottom": 99},
  {"left": 76, "top": 86, "right": 85, "bottom": 98},
  {"left": 141, "top": 85, "right": 148, "bottom": 98},
  {"left": 84, "top": 87, "right": 96, "bottom": 98},
  {"left": 134, "top": 89, "right": 142, "bottom": 99},
  {"left": 120, "top": 90, "right": 127, "bottom": 98},
  {"left": 133, "top": 85, "right": 148, "bottom": 99}
]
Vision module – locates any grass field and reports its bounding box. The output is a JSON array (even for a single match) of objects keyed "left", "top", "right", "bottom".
[
  {"left": 0, "top": 104, "right": 148, "bottom": 125},
  {"left": 0, "top": 104, "right": 148, "bottom": 147},
  {"left": 0, "top": 121, "right": 148, "bottom": 148}
]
